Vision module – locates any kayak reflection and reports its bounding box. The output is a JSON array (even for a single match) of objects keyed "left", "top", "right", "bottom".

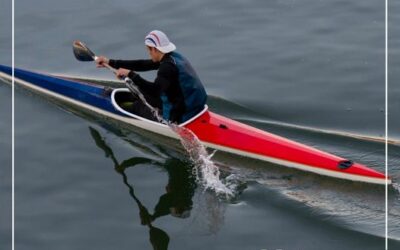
[{"left": 89, "top": 126, "right": 197, "bottom": 249}]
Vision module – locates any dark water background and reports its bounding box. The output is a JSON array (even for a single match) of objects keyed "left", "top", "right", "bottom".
[{"left": 1, "top": 0, "right": 400, "bottom": 249}]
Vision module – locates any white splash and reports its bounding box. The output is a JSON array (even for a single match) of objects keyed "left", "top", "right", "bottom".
[
  {"left": 171, "top": 124, "right": 234, "bottom": 198},
  {"left": 393, "top": 183, "right": 400, "bottom": 197},
  {"left": 125, "top": 83, "right": 235, "bottom": 197}
]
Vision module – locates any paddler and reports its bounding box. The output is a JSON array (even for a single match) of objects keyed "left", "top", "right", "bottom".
[{"left": 96, "top": 30, "right": 207, "bottom": 124}]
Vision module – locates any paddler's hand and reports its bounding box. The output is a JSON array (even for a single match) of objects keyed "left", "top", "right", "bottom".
[
  {"left": 95, "top": 56, "right": 109, "bottom": 68},
  {"left": 115, "top": 68, "right": 131, "bottom": 80}
]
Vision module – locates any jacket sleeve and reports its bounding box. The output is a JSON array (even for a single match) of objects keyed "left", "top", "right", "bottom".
[
  {"left": 128, "top": 62, "right": 176, "bottom": 94},
  {"left": 109, "top": 59, "right": 160, "bottom": 71}
]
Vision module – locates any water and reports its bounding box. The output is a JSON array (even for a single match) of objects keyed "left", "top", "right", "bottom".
[
  {"left": 0, "top": 84, "right": 12, "bottom": 250},
  {"left": 171, "top": 125, "right": 236, "bottom": 198},
  {"left": 1, "top": 0, "right": 400, "bottom": 249},
  {"left": 0, "top": 0, "right": 12, "bottom": 248}
]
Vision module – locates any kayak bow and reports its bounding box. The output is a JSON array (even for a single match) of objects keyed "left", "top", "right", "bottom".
[{"left": 0, "top": 65, "right": 390, "bottom": 185}]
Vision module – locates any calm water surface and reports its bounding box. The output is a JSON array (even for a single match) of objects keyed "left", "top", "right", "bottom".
[
  {"left": 0, "top": 84, "right": 12, "bottom": 250},
  {"left": 0, "top": 0, "right": 399, "bottom": 249}
]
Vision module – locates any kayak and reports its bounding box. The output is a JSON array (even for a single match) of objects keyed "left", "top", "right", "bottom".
[{"left": 0, "top": 65, "right": 390, "bottom": 185}]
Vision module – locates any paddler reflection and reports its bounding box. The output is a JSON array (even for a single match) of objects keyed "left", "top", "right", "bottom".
[
  {"left": 89, "top": 126, "right": 196, "bottom": 250},
  {"left": 152, "top": 161, "right": 196, "bottom": 220}
]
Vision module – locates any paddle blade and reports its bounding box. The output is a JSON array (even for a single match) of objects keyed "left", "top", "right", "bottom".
[
  {"left": 73, "top": 40, "right": 96, "bottom": 61},
  {"left": 149, "top": 226, "right": 170, "bottom": 250}
]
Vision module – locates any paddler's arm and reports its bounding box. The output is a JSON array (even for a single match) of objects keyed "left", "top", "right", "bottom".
[
  {"left": 95, "top": 56, "right": 159, "bottom": 71},
  {"left": 125, "top": 62, "right": 176, "bottom": 94},
  {"left": 109, "top": 59, "right": 160, "bottom": 72}
]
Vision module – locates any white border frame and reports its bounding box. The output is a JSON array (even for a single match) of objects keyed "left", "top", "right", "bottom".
[
  {"left": 385, "top": 0, "right": 389, "bottom": 248},
  {"left": 10, "top": 0, "right": 391, "bottom": 248},
  {"left": 12, "top": 0, "right": 15, "bottom": 249}
]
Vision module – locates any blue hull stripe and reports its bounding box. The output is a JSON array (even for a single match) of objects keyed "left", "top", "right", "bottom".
[{"left": 0, "top": 64, "right": 123, "bottom": 115}]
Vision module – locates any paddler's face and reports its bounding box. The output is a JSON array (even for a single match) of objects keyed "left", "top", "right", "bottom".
[{"left": 146, "top": 46, "right": 159, "bottom": 62}]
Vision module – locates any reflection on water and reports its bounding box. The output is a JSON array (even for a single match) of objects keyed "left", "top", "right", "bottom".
[{"left": 89, "top": 126, "right": 197, "bottom": 249}]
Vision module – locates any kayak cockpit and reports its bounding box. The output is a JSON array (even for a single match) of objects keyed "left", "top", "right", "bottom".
[
  {"left": 112, "top": 89, "right": 141, "bottom": 113},
  {"left": 111, "top": 88, "right": 208, "bottom": 126}
]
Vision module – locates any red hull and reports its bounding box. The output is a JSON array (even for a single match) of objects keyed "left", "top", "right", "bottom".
[{"left": 185, "top": 111, "right": 389, "bottom": 184}]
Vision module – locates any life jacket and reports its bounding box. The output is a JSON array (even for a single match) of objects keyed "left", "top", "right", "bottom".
[{"left": 161, "top": 52, "right": 207, "bottom": 122}]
